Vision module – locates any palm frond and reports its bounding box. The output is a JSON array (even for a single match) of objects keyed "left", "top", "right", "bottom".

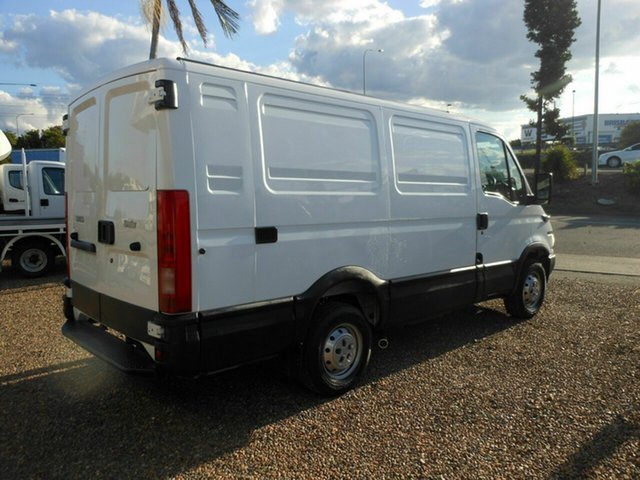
[
  {"left": 210, "top": 0, "right": 240, "bottom": 38},
  {"left": 188, "top": 0, "right": 209, "bottom": 46},
  {"left": 167, "top": 0, "right": 189, "bottom": 53}
]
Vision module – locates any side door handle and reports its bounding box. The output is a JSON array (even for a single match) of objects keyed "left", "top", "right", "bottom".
[
  {"left": 255, "top": 226, "right": 278, "bottom": 244},
  {"left": 477, "top": 212, "right": 489, "bottom": 231}
]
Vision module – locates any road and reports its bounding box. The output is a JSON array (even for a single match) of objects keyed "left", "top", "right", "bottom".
[{"left": 552, "top": 214, "right": 640, "bottom": 280}]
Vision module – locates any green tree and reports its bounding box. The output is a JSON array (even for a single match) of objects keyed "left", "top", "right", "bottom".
[
  {"left": 141, "top": 0, "right": 240, "bottom": 59},
  {"left": 521, "top": 0, "right": 581, "bottom": 178},
  {"left": 16, "top": 130, "right": 43, "bottom": 149},
  {"left": 3, "top": 131, "right": 17, "bottom": 148},
  {"left": 619, "top": 121, "right": 640, "bottom": 148},
  {"left": 41, "top": 125, "right": 65, "bottom": 148}
]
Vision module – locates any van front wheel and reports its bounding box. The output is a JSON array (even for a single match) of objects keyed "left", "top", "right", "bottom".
[
  {"left": 301, "top": 302, "right": 372, "bottom": 396},
  {"left": 504, "top": 261, "right": 546, "bottom": 319}
]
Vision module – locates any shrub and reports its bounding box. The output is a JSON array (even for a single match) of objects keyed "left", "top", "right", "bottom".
[
  {"left": 542, "top": 145, "right": 579, "bottom": 181},
  {"left": 623, "top": 160, "right": 640, "bottom": 194}
]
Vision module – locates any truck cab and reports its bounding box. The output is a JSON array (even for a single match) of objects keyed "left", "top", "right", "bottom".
[{"left": 0, "top": 162, "right": 65, "bottom": 218}]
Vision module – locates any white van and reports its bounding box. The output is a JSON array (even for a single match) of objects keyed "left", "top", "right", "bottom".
[{"left": 63, "top": 58, "right": 555, "bottom": 395}]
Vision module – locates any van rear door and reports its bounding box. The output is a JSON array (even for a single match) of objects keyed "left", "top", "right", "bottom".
[{"left": 67, "top": 73, "right": 159, "bottom": 315}]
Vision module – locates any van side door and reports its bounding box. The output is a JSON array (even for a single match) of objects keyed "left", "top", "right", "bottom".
[
  {"left": 386, "top": 113, "right": 477, "bottom": 322},
  {"left": 473, "top": 129, "right": 535, "bottom": 297}
]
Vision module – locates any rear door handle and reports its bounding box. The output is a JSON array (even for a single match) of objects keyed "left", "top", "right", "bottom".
[
  {"left": 70, "top": 232, "right": 97, "bottom": 253},
  {"left": 97, "top": 220, "right": 115, "bottom": 245}
]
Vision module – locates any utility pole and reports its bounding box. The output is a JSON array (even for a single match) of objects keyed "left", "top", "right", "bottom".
[{"left": 591, "top": 0, "right": 602, "bottom": 185}]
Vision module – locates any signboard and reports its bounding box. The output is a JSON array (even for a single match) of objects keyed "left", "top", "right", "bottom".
[{"left": 521, "top": 113, "right": 640, "bottom": 145}]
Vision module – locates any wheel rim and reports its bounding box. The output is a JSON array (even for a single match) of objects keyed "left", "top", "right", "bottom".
[
  {"left": 322, "top": 323, "right": 363, "bottom": 381},
  {"left": 608, "top": 157, "right": 620, "bottom": 168},
  {"left": 522, "top": 271, "right": 543, "bottom": 311},
  {"left": 20, "top": 248, "right": 47, "bottom": 273}
]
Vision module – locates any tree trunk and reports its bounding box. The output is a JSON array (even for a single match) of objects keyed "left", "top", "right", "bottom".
[{"left": 148, "top": 0, "right": 161, "bottom": 59}]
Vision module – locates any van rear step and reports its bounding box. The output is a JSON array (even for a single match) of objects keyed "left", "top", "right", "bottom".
[{"left": 62, "top": 319, "right": 155, "bottom": 374}]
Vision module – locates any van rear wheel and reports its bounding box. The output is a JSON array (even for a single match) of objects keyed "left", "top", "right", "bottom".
[
  {"left": 300, "top": 302, "right": 372, "bottom": 396},
  {"left": 12, "top": 240, "right": 53, "bottom": 278},
  {"left": 504, "top": 261, "right": 546, "bottom": 319}
]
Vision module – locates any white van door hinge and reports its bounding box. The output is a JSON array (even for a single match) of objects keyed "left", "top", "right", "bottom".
[{"left": 149, "top": 79, "right": 178, "bottom": 110}]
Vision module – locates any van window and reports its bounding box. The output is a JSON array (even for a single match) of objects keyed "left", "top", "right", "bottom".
[
  {"left": 69, "top": 98, "right": 98, "bottom": 193},
  {"left": 259, "top": 95, "right": 379, "bottom": 193},
  {"left": 8, "top": 171, "right": 23, "bottom": 189},
  {"left": 105, "top": 82, "right": 154, "bottom": 191},
  {"left": 391, "top": 117, "right": 469, "bottom": 194},
  {"left": 42, "top": 167, "right": 64, "bottom": 195},
  {"left": 476, "top": 132, "right": 526, "bottom": 202}
]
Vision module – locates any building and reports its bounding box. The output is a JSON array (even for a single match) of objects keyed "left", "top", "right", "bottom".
[{"left": 521, "top": 113, "right": 640, "bottom": 147}]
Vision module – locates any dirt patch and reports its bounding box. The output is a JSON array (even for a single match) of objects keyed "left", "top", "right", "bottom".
[{"left": 545, "top": 170, "right": 640, "bottom": 217}]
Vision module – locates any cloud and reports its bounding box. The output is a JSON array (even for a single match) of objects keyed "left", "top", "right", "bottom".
[
  {"left": 249, "top": 0, "right": 404, "bottom": 34},
  {"left": 287, "top": 0, "right": 534, "bottom": 110},
  {"left": 0, "top": 9, "right": 183, "bottom": 88}
]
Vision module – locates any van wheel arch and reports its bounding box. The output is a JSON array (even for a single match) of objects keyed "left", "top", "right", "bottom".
[
  {"left": 514, "top": 244, "right": 551, "bottom": 285},
  {"left": 295, "top": 266, "right": 388, "bottom": 336}
]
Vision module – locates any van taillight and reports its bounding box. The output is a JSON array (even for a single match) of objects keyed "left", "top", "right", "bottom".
[{"left": 157, "top": 190, "right": 192, "bottom": 313}]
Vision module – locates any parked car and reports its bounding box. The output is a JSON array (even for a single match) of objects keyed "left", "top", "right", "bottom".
[{"left": 598, "top": 143, "right": 640, "bottom": 168}]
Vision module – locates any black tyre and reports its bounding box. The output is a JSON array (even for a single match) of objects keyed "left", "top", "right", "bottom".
[
  {"left": 300, "top": 302, "right": 372, "bottom": 396},
  {"left": 504, "top": 261, "right": 546, "bottom": 319},
  {"left": 12, "top": 240, "right": 54, "bottom": 278},
  {"left": 607, "top": 156, "right": 621, "bottom": 168}
]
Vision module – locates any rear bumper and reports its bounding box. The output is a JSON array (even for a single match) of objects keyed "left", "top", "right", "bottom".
[
  {"left": 62, "top": 279, "right": 296, "bottom": 377},
  {"left": 62, "top": 317, "right": 156, "bottom": 374},
  {"left": 63, "top": 280, "right": 201, "bottom": 376}
]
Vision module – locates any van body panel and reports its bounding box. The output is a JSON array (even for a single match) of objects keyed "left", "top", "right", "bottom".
[
  {"left": 188, "top": 72, "right": 257, "bottom": 310},
  {"left": 248, "top": 85, "right": 391, "bottom": 303},
  {"left": 64, "top": 58, "right": 555, "bottom": 380}
]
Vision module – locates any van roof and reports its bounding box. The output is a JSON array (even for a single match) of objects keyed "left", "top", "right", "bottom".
[{"left": 70, "top": 57, "right": 496, "bottom": 134}]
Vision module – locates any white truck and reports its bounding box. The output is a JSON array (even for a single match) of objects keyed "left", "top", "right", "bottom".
[
  {"left": 0, "top": 132, "right": 66, "bottom": 277},
  {"left": 62, "top": 58, "right": 555, "bottom": 395}
]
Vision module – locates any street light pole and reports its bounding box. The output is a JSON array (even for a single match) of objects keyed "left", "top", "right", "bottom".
[
  {"left": 591, "top": 0, "right": 602, "bottom": 185},
  {"left": 16, "top": 113, "right": 35, "bottom": 137},
  {"left": 0, "top": 82, "right": 37, "bottom": 87},
  {"left": 571, "top": 89, "right": 576, "bottom": 144},
  {"left": 363, "top": 48, "right": 383, "bottom": 95}
]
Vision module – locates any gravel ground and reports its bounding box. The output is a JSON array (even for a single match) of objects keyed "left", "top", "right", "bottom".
[{"left": 0, "top": 266, "right": 638, "bottom": 479}]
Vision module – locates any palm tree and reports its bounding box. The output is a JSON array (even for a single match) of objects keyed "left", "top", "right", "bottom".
[{"left": 141, "top": 0, "right": 240, "bottom": 59}]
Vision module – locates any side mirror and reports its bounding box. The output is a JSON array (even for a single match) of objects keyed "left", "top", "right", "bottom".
[
  {"left": 535, "top": 172, "right": 553, "bottom": 205},
  {"left": 0, "top": 130, "right": 11, "bottom": 162}
]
